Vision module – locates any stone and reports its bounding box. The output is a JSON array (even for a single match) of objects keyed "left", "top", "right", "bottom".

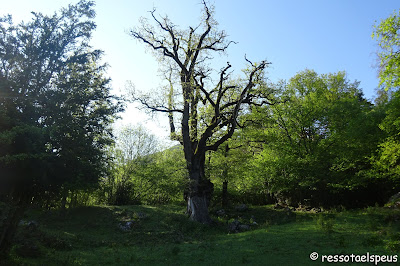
[
  {"left": 388, "top": 192, "right": 400, "bottom": 208},
  {"left": 228, "top": 219, "right": 241, "bottom": 233},
  {"left": 118, "top": 221, "right": 135, "bottom": 231},
  {"left": 136, "top": 212, "right": 147, "bottom": 219},
  {"left": 238, "top": 224, "right": 251, "bottom": 231},
  {"left": 216, "top": 209, "right": 226, "bottom": 216},
  {"left": 228, "top": 219, "right": 252, "bottom": 233},
  {"left": 250, "top": 215, "right": 258, "bottom": 225},
  {"left": 18, "top": 220, "right": 38, "bottom": 227},
  {"left": 27, "top": 220, "right": 38, "bottom": 228},
  {"left": 235, "top": 204, "right": 248, "bottom": 212}
]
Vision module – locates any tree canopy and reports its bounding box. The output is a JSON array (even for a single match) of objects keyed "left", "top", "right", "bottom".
[
  {"left": 373, "top": 9, "right": 400, "bottom": 89},
  {"left": 0, "top": 0, "right": 122, "bottom": 257},
  {"left": 129, "top": 1, "right": 273, "bottom": 223}
]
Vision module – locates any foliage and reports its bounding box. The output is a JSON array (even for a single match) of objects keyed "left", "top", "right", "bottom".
[
  {"left": 247, "top": 70, "right": 384, "bottom": 207},
  {"left": 98, "top": 125, "right": 187, "bottom": 205},
  {"left": 373, "top": 9, "right": 400, "bottom": 89},
  {"left": 0, "top": 0, "right": 122, "bottom": 203},
  {"left": 371, "top": 90, "right": 400, "bottom": 182},
  {"left": 206, "top": 132, "right": 270, "bottom": 206},
  {"left": 0, "top": 0, "right": 122, "bottom": 257},
  {"left": 370, "top": 9, "right": 400, "bottom": 194}
]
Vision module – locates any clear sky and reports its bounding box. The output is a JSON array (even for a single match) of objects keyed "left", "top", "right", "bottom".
[{"left": 2, "top": 0, "right": 399, "bottom": 140}]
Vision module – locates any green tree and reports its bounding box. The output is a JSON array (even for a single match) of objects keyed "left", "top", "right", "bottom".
[
  {"left": 99, "top": 124, "right": 187, "bottom": 206},
  {"left": 373, "top": 9, "right": 400, "bottom": 89},
  {"left": 129, "top": 1, "right": 271, "bottom": 223},
  {"left": 0, "top": 1, "right": 122, "bottom": 257},
  {"left": 371, "top": 83, "right": 400, "bottom": 185},
  {"left": 249, "top": 70, "right": 382, "bottom": 207},
  {"left": 102, "top": 124, "right": 160, "bottom": 205},
  {"left": 371, "top": 10, "right": 400, "bottom": 190},
  {"left": 206, "top": 131, "right": 266, "bottom": 207}
]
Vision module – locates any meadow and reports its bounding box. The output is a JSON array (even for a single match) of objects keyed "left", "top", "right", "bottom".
[{"left": 4, "top": 205, "right": 400, "bottom": 265}]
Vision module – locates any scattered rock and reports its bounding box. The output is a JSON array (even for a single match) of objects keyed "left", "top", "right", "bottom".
[
  {"left": 250, "top": 215, "right": 258, "bottom": 226},
  {"left": 228, "top": 219, "right": 252, "bottom": 233},
  {"left": 228, "top": 219, "right": 241, "bottom": 233},
  {"left": 136, "top": 212, "right": 147, "bottom": 219},
  {"left": 387, "top": 192, "right": 400, "bottom": 208},
  {"left": 27, "top": 220, "right": 38, "bottom": 229},
  {"left": 238, "top": 224, "right": 251, "bottom": 231},
  {"left": 235, "top": 204, "right": 248, "bottom": 212},
  {"left": 119, "top": 221, "right": 135, "bottom": 231},
  {"left": 19, "top": 220, "right": 38, "bottom": 227},
  {"left": 216, "top": 209, "right": 226, "bottom": 216}
]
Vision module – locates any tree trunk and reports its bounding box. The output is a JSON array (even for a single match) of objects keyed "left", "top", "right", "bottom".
[
  {"left": 222, "top": 144, "right": 229, "bottom": 208},
  {"left": 186, "top": 193, "right": 212, "bottom": 224},
  {"left": 70, "top": 191, "right": 77, "bottom": 209},
  {"left": 185, "top": 153, "right": 214, "bottom": 224},
  {"left": 0, "top": 194, "right": 30, "bottom": 259},
  {"left": 222, "top": 180, "right": 228, "bottom": 208},
  {"left": 60, "top": 189, "right": 68, "bottom": 216}
]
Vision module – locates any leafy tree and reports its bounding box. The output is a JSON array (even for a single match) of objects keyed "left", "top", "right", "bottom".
[
  {"left": 0, "top": 1, "right": 122, "bottom": 257},
  {"left": 206, "top": 131, "right": 266, "bottom": 207},
  {"left": 116, "top": 124, "right": 159, "bottom": 163},
  {"left": 101, "top": 124, "right": 160, "bottom": 205},
  {"left": 373, "top": 9, "right": 400, "bottom": 89},
  {"left": 249, "top": 70, "right": 382, "bottom": 207},
  {"left": 129, "top": 1, "right": 271, "bottom": 223},
  {"left": 371, "top": 80, "right": 400, "bottom": 186},
  {"left": 127, "top": 146, "right": 187, "bottom": 204},
  {"left": 371, "top": 10, "right": 400, "bottom": 191},
  {"left": 99, "top": 124, "right": 187, "bottom": 206}
]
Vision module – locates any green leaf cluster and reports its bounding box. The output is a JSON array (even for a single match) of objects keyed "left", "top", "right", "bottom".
[
  {"left": 240, "top": 70, "right": 384, "bottom": 207},
  {"left": 0, "top": 0, "right": 122, "bottom": 202}
]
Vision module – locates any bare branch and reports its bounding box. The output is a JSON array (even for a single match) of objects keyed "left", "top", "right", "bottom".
[{"left": 134, "top": 96, "right": 183, "bottom": 114}]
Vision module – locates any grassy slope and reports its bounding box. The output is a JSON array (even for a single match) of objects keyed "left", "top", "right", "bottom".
[{"left": 5, "top": 205, "right": 400, "bottom": 265}]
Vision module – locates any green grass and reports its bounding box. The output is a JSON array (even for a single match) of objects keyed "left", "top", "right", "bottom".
[{"left": 4, "top": 205, "right": 400, "bottom": 265}]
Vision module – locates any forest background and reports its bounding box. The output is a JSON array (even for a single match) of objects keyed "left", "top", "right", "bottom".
[{"left": 1, "top": 0, "right": 400, "bottom": 260}]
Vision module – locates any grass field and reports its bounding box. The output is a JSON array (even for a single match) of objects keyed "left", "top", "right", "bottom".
[{"left": 4, "top": 204, "right": 400, "bottom": 265}]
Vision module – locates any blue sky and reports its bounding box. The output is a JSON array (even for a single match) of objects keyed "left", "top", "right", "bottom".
[{"left": 2, "top": 0, "right": 399, "bottom": 138}]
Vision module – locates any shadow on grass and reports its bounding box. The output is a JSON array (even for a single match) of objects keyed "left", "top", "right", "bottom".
[{"left": 8, "top": 205, "right": 400, "bottom": 265}]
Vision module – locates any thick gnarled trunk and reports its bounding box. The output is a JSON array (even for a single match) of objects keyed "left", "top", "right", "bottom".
[
  {"left": 187, "top": 194, "right": 211, "bottom": 224},
  {"left": 130, "top": 0, "right": 269, "bottom": 225},
  {"left": 185, "top": 153, "right": 214, "bottom": 224}
]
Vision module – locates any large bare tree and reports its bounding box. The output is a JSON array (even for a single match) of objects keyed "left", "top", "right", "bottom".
[{"left": 130, "top": 1, "right": 271, "bottom": 223}]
